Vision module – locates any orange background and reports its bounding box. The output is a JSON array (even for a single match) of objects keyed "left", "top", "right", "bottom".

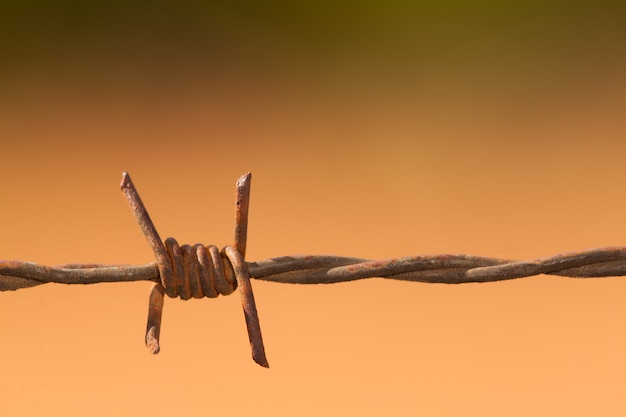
[{"left": 1, "top": 2, "right": 626, "bottom": 416}]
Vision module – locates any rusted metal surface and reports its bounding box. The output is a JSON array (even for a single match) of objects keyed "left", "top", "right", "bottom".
[{"left": 2, "top": 172, "right": 626, "bottom": 367}]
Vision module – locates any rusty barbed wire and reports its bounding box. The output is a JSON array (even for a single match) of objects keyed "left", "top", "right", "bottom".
[{"left": 1, "top": 172, "right": 626, "bottom": 367}]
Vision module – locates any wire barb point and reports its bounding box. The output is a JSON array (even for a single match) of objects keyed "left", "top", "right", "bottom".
[{"left": 120, "top": 171, "right": 268, "bottom": 367}]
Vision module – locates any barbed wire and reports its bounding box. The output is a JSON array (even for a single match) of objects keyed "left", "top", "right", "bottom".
[{"left": 1, "top": 172, "right": 624, "bottom": 367}]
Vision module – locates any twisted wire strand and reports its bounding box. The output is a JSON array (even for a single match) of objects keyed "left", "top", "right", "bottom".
[
  {"left": 2, "top": 247, "right": 626, "bottom": 293},
  {"left": 1, "top": 172, "right": 625, "bottom": 368}
]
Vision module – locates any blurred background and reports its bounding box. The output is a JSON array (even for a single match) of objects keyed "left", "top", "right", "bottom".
[{"left": 1, "top": 1, "right": 625, "bottom": 415}]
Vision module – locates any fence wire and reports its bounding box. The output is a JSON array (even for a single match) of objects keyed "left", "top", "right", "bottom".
[{"left": 1, "top": 172, "right": 624, "bottom": 367}]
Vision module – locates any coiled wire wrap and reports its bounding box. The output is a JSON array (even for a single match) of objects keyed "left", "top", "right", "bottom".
[{"left": 160, "top": 238, "right": 236, "bottom": 300}]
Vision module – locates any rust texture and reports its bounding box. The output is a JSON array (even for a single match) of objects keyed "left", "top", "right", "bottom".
[{"left": 1, "top": 172, "right": 626, "bottom": 367}]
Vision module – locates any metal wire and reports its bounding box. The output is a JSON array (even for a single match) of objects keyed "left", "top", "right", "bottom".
[{"left": 1, "top": 172, "right": 625, "bottom": 367}]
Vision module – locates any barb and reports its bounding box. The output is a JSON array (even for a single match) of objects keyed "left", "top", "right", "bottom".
[{"left": 1, "top": 173, "right": 625, "bottom": 367}]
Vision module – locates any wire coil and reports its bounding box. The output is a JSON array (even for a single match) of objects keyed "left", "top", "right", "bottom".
[{"left": 160, "top": 238, "right": 237, "bottom": 299}]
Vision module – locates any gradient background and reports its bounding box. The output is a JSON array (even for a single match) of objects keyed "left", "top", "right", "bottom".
[{"left": 1, "top": 1, "right": 626, "bottom": 416}]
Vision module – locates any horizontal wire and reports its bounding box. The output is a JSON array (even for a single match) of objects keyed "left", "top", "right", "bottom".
[
  {"left": 0, "top": 261, "right": 158, "bottom": 290},
  {"left": 2, "top": 246, "right": 626, "bottom": 292}
]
